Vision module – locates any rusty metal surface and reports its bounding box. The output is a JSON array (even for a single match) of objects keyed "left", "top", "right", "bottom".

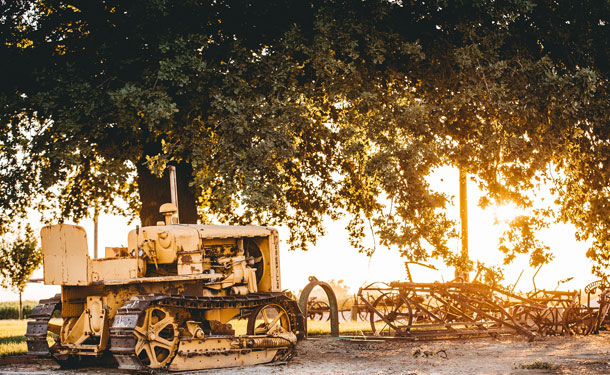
[
  {"left": 298, "top": 276, "right": 340, "bottom": 337},
  {"left": 357, "top": 279, "right": 610, "bottom": 341},
  {"left": 93, "top": 272, "right": 224, "bottom": 286},
  {"left": 305, "top": 297, "right": 331, "bottom": 321}
]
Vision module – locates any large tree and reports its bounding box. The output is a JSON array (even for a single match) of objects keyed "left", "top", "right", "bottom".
[
  {"left": 1, "top": 0, "right": 337, "bottom": 249},
  {"left": 2, "top": 1, "right": 609, "bottom": 273},
  {"left": 293, "top": 0, "right": 609, "bottom": 271}
]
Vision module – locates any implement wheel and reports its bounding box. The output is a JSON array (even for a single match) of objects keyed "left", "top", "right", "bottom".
[
  {"left": 369, "top": 292, "right": 413, "bottom": 336},
  {"left": 563, "top": 306, "right": 596, "bottom": 335}
]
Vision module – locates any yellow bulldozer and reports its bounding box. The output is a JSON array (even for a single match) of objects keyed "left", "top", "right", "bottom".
[{"left": 26, "top": 202, "right": 304, "bottom": 371}]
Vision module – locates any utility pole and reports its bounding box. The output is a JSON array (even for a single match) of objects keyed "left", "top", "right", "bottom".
[
  {"left": 93, "top": 208, "right": 99, "bottom": 259},
  {"left": 458, "top": 168, "right": 469, "bottom": 281}
]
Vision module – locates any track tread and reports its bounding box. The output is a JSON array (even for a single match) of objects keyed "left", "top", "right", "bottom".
[
  {"left": 109, "top": 292, "right": 304, "bottom": 371},
  {"left": 25, "top": 294, "right": 61, "bottom": 357}
]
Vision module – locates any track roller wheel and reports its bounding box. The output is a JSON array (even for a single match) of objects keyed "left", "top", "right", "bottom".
[
  {"left": 247, "top": 303, "right": 292, "bottom": 335},
  {"left": 133, "top": 306, "right": 179, "bottom": 369}
]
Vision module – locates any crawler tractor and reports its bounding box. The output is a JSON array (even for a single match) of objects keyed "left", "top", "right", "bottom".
[{"left": 26, "top": 203, "right": 304, "bottom": 371}]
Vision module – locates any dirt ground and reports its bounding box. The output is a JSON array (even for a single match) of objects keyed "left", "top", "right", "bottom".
[{"left": 2, "top": 333, "right": 610, "bottom": 375}]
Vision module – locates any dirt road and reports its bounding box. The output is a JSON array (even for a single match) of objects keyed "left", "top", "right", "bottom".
[{"left": 2, "top": 333, "right": 610, "bottom": 374}]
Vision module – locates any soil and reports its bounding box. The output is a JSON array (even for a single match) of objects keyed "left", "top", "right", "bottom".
[{"left": 2, "top": 333, "right": 610, "bottom": 374}]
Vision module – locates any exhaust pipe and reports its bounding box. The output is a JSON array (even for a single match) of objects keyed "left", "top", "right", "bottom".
[{"left": 169, "top": 166, "right": 180, "bottom": 224}]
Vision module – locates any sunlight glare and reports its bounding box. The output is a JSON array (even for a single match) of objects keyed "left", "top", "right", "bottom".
[{"left": 493, "top": 203, "right": 521, "bottom": 224}]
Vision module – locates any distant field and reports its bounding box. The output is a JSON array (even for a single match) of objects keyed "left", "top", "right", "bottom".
[
  {"left": 0, "top": 301, "right": 38, "bottom": 320},
  {"left": 307, "top": 320, "right": 373, "bottom": 335},
  {"left": 229, "top": 318, "right": 373, "bottom": 335},
  {"left": 0, "top": 318, "right": 372, "bottom": 357}
]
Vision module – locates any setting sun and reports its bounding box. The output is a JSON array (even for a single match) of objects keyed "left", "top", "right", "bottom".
[{"left": 493, "top": 203, "right": 523, "bottom": 224}]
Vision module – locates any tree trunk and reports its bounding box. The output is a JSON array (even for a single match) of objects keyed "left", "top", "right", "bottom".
[
  {"left": 136, "top": 160, "right": 198, "bottom": 227},
  {"left": 18, "top": 291, "right": 22, "bottom": 320}
]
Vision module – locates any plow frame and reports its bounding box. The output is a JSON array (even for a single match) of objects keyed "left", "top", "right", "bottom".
[{"left": 357, "top": 280, "right": 607, "bottom": 340}]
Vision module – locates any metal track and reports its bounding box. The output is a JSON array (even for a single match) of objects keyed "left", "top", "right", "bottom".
[
  {"left": 25, "top": 294, "right": 62, "bottom": 359},
  {"left": 109, "top": 292, "right": 304, "bottom": 371}
]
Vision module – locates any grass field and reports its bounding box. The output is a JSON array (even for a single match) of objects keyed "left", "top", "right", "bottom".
[
  {"left": 0, "top": 318, "right": 373, "bottom": 357},
  {"left": 0, "top": 320, "right": 29, "bottom": 357}
]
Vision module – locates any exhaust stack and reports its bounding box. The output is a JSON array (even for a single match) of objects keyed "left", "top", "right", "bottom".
[{"left": 169, "top": 166, "right": 180, "bottom": 224}]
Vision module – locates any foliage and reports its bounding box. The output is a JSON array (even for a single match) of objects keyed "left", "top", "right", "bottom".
[
  {"left": 473, "top": 262, "right": 505, "bottom": 289},
  {"left": 0, "top": 0, "right": 341, "bottom": 248},
  {"left": 499, "top": 215, "right": 553, "bottom": 268},
  {"left": 0, "top": 225, "right": 42, "bottom": 296},
  {"left": 1, "top": 1, "right": 609, "bottom": 274}
]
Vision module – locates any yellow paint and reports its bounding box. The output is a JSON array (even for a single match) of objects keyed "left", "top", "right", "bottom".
[
  {"left": 37, "top": 208, "right": 288, "bottom": 368},
  {"left": 41, "top": 225, "right": 89, "bottom": 286}
]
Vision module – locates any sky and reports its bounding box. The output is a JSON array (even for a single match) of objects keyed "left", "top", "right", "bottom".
[{"left": 0, "top": 167, "right": 597, "bottom": 302}]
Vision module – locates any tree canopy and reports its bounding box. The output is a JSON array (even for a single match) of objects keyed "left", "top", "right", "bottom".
[{"left": 1, "top": 1, "right": 608, "bottom": 274}]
